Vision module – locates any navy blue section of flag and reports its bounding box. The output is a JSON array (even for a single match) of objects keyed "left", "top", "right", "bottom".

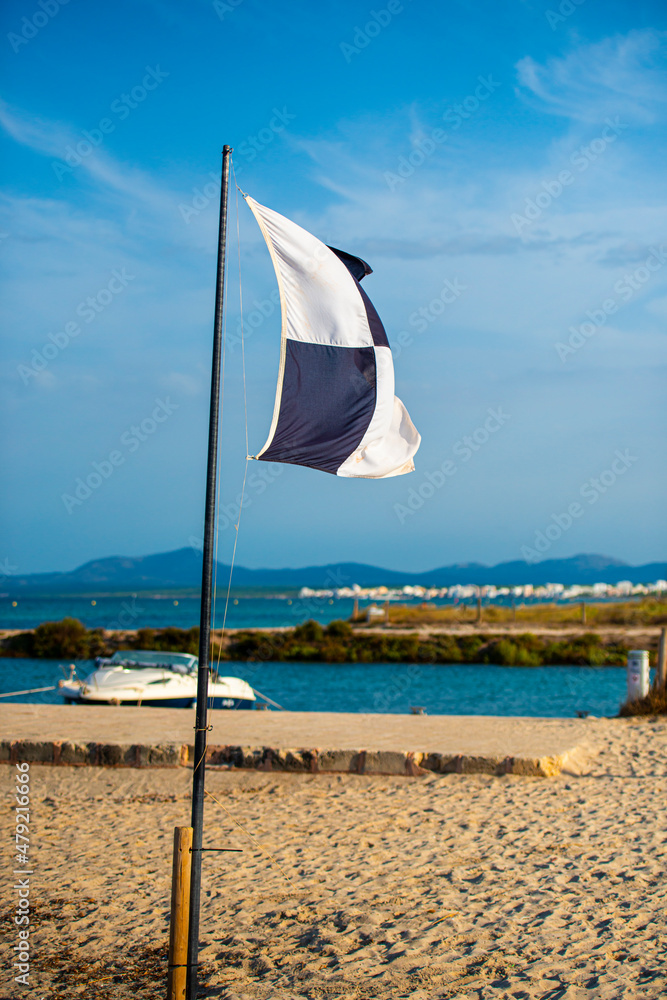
[
  {"left": 261, "top": 342, "right": 376, "bottom": 474},
  {"left": 246, "top": 196, "right": 420, "bottom": 479}
]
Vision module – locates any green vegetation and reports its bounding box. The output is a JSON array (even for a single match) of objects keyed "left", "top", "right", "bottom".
[
  {"left": 227, "top": 624, "right": 630, "bottom": 666},
  {"left": 382, "top": 597, "right": 667, "bottom": 628},
  {"left": 0, "top": 617, "right": 643, "bottom": 666},
  {"left": 129, "top": 626, "right": 200, "bottom": 655},
  {"left": 2, "top": 618, "right": 199, "bottom": 660},
  {"left": 5, "top": 618, "right": 109, "bottom": 659}
]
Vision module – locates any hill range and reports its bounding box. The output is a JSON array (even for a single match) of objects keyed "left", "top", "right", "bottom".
[{"left": 4, "top": 549, "right": 666, "bottom": 596}]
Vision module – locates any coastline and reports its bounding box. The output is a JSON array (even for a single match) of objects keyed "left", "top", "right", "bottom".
[{"left": 1, "top": 619, "right": 661, "bottom": 666}]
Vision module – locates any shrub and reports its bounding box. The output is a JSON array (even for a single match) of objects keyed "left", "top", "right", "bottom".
[
  {"left": 457, "top": 635, "right": 486, "bottom": 659},
  {"left": 294, "top": 619, "right": 324, "bottom": 642},
  {"left": 326, "top": 619, "right": 352, "bottom": 639},
  {"left": 289, "top": 643, "right": 320, "bottom": 660},
  {"left": 620, "top": 687, "right": 667, "bottom": 716},
  {"left": 133, "top": 627, "right": 156, "bottom": 648},
  {"left": 31, "top": 618, "right": 90, "bottom": 659},
  {"left": 435, "top": 638, "right": 464, "bottom": 663},
  {"left": 86, "top": 628, "right": 108, "bottom": 658},
  {"left": 154, "top": 626, "right": 199, "bottom": 654},
  {"left": 414, "top": 641, "right": 439, "bottom": 663},
  {"left": 2, "top": 631, "right": 36, "bottom": 658},
  {"left": 483, "top": 639, "right": 541, "bottom": 666},
  {"left": 322, "top": 642, "right": 348, "bottom": 662},
  {"left": 126, "top": 626, "right": 199, "bottom": 655}
]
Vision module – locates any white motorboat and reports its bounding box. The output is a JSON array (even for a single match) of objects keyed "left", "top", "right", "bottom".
[{"left": 59, "top": 650, "right": 256, "bottom": 709}]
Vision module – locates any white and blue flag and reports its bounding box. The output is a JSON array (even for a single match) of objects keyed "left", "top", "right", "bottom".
[{"left": 246, "top": 196, "right": 420, "bottom": 478}]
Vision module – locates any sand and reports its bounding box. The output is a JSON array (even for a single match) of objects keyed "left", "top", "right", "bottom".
[{"left": 1, "top": 715, "right": 666, "bottom": 999}]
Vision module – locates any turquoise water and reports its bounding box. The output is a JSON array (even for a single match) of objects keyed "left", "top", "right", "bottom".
[
  {"left": 0, "top": 658, "right": 628, "bottom": 717},
  {"left": 0, "top": 594, "right": 582, "bottom": 631},
  {"left": 0, "top": 595, "right": 359, "bottom": 630}
]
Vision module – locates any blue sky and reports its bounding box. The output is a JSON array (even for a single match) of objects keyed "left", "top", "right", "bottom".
[{"left": 1, "top": 0, "right": 666, "bottom": 575}]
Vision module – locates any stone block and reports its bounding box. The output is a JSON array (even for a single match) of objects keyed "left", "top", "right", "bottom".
[
  {"left": 317, "top": 749, "right": 357, "bottom": 772},
  {"left": 13, "top": 740, "right": 55, "bottom": 763},
  {"left": 59, "top": 741, "right": 89, "bottom": 765}
]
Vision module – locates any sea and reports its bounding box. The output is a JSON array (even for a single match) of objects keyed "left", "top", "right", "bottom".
[
  {"left": 0, "top": 594, "right": 358, "bottom": 632},
  {"left": 0, "top": 595, "right": 635, "bottom": 718},
  {"left": 0, "top": 659, "right": 630, "bottom": 717}
]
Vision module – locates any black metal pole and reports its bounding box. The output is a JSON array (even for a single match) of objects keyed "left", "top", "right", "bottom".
[{"left": 186, "top": 144, "right": 232, "bottom": 1000}]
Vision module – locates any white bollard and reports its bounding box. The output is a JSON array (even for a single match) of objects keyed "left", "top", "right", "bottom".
[{"left": 627, "top": 650, "right": 650, "bottom": 701}]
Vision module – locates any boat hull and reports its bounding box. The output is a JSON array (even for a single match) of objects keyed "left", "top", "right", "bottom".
[
  {"left": 59, "top": 661, "right": 257, "bottom": 709},
  {"left": 63, "top": 694, "right": 255, "bottom": 709}
]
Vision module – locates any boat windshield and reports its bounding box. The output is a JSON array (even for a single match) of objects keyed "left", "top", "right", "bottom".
[{"left": 109, "top": 650, "right": 197, "bottom": 672}]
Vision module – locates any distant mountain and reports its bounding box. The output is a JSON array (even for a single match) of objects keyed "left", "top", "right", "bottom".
[{"left": 4, "top": 548, "right": 666, "bottom": 595}]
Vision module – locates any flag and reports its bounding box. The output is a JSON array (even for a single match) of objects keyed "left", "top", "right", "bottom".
[{"left": 246, "top": 196, "right": 420, "bottom": 478}]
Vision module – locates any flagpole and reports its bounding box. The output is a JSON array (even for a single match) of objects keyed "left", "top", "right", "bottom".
[{"left": 186, "top": 144, "right": 232, "bottom": 1000}]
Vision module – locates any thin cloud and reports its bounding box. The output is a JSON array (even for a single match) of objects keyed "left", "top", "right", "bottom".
[
  {"left": 0, "top": 99, "right": 211, "bottom": 246},
  {"left": 515, "top": 29, "right": 667, "bottom": 124}
]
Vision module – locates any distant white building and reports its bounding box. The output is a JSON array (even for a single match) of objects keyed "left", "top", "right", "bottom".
[{"left": 299, "top": 575, "right": 665, "bottom": 605}]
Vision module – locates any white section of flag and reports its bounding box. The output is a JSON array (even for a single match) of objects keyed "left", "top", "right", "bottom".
[
  {"left": 336, "top": 346, "right": 420, "bottom": 479},
  {"left": 246, "top": 196, "right": 373, "bottom": 349}
]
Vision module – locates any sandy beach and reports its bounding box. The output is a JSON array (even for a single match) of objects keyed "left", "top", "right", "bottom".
[{"left": 2, "top": 714, "right": 666, "bottom": 999}]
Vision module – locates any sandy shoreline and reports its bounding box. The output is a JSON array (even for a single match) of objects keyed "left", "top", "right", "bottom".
[{"left": 1, "top": 715, "right": 666, "bottom": 999}]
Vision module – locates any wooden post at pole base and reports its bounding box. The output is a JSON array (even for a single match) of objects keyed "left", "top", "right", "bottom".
[
  {"left": 581, "top": 601, "right": 586, "bottom": 625},
  {"left": 168, "top": 827, "right": 193, "bottom": 1000},
  {"left": 656, "top": 627, "right": 667, "bottom": 691}
]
